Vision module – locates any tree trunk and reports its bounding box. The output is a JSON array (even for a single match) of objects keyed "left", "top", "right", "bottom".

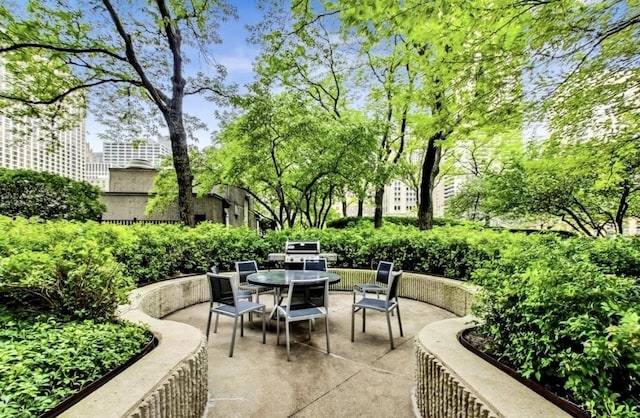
[
  {"left": 615, "top": 180, "right": 630, "bottom": 235},
  {"left": 342, "top": 200, "right": 348, "bottom": 217},
  {"left": 166, "top": 119, "right": 195, "bottom": 227},
  {"left": 357, "top": 199, "right": 364, "bottom": 217},
  {"left": 418, "top": 134, "right": 442, "bottom": 230},
  {"left": 374, "top": 187, "right": 384, "bottom": 228}
]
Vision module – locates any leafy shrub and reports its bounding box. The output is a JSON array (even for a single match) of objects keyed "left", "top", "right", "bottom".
[
  {"left": 0, "top": 217, "right": 133, "bottom": 320},
  {"left": 108, "top": 222, "right": 271, "bottom": 285},
  {"left": 583, "top": 236, "right": 640, "bottom": 279},
  {"left": 0, "top": 309, "right": 151, "bottom": 417},
  {"left": 472, "top": 239, "right": 640, "bottom": 417},
  {"left": 0, "top": 168, "right": 105, "bottom": 221}
]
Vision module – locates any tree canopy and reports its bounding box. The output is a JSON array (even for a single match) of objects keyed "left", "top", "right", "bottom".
[
  {"left": 1, "top": 0, "right": 638, "bottom": 232},
  {"left": 199, "top": 87, "right": 377, "bottom": 229}
]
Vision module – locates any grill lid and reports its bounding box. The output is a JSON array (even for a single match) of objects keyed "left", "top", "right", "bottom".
[{"left": 285, "top": 240, "right": 320, "bottom": 254}]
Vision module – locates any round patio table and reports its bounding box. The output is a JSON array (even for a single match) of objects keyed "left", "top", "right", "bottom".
[
  {"left": 247, "top": 270, "right": 340, "bottom": 321},
  {"left": 247, "top": 270, "right": 340, "bottom": 288}
]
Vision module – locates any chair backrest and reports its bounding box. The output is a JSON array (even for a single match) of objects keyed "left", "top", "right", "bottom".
[
  {"left": 286, "top": 278, "right": 329, "bottom": 313},
  {"left": 303, "top": 258, "right": 327, "bottom": 272},
  {"left": 207, "top": 272, "right": 237, "bottom": 308},
  {"left": 235, "top": 260, "right": 258, "bottom": 284},
  {"left": 376, "top": 261, "right": 394, "bottom": 286},
  {"left": 386, "top": 270, "right": 403, "bottom": 303}
]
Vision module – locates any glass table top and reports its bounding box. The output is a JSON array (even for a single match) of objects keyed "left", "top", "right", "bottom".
[{"left": 247, "top": 270, "right": 340, "bottom": 288}]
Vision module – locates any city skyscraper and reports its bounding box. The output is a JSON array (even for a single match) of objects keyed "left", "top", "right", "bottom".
[
  {"left": 0, "top": 62, "right": 89, "bottom": 181},
  {"left": 102, "top": 137, "right": 171, "bottom": 168},
  {"left": 0, "top": 112, "right": 88, "bottom": 182}
]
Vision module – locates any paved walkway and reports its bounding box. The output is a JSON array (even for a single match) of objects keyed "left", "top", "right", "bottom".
[{"left": 165, "top": 293, "right": 455, "bottom": 418}]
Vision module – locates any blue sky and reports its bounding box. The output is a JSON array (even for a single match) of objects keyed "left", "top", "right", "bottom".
[{"left": 85, "top": 1, "right": 264, "bottom": 151}]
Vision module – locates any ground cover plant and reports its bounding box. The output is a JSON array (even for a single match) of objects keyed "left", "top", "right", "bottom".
[{"left": 0, "top": 309, "right": 151, "bottom": 417}]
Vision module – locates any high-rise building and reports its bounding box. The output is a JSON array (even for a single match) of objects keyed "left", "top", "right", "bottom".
[
  {"left": 84, "top": 151, "right": 110, "bottom": 191},
  {"left": 382, "top": 180, "right": 418, "bottom": 216},
  {"left": 103, "top": 137, "right": 171, "bottom": 168},
  {"left": 0, "top": 111, "right": 88, "bottom": 182},
  {"left": 0, "top": 62, "right": 88, "bottom": 181}
]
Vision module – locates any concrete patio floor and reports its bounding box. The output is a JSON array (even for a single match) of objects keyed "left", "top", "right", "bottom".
[{"left": 164, "top": 292, "right": 456, "bottom": 418}]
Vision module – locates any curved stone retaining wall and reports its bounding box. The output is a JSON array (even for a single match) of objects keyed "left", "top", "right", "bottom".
[
  {"left": 62, "top": 270, "right": 567, "bottom": 418},
  {"left": 328, "top": 269, "right": 477, "bottom": 316},
  {"left": 62, "top": 275, "right": 211, "bottom": 418},
  {"left": 414, "top": 317, "right": 571, "bottom": 418}
]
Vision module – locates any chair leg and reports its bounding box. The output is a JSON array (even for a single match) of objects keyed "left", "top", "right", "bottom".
[
  {"left": 240, "top": 314, "right": 244, "bottom": 337},
  {"left": 362, "top": 308, "right": 366, "bottom": 332},
  {"left": 214, "top": 312, "right": 220, "bottom": 333},
  {"left": 276, "top": 309, "right": 280, "bottom": 345},
  {"left": 286, "top": 320, "right": 291, "bottom": 361},
  {"left": 396, "top": 304, "right": 404, "bottom": 337},
  {"left": 386, "top": 310, "right": 395, "bottom": 350},
  {"left": 230, "top": 316, "right": 239, "bottom": 357},
  {"left": 261, "top": 308, "right": 266, "bottom": 344},
  {"left": 325, "top": 316, "right": 330, "bottom": 355},
  {"left": 206, "top": 310, "right": 213, "bottom": 339},
  {"left": 249, "top": 294, "right": 255, "bottom": 322},
  {"left": 351, "top": 306, "right": 355, "bottom": 342},
  {"left": 308, "top": 319, "right": 312, "bottom": 340}
]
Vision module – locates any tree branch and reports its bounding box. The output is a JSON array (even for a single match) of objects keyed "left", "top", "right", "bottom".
[
  {"left": 0, "top": 78, "right": 142, "bottom": 105},
  {"left": 102, "top": 0, "right": 170, "bottom": 108},
  {"left": 0, "top": 43, "right": 126, "bottom": 62}
]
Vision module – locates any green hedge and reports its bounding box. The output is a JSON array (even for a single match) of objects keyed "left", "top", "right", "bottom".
[
  {"left": 472, "top": 238, "right": 640, "bottom": 417},
  {"left": 0, "top": 217, "right": 133, "bottom": 321},
  {"left": 0, "top": 168, "right": 105, "bottom": 221},
  {"left": 325, "top": 215, "right": 468, "bottom": 229}
]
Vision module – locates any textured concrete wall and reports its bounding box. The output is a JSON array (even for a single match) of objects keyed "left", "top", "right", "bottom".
[
  {"left": 100, "top": 194, "right": 223, "bottom": 223},
  {"left": 63, "top": 276, "right": 211, "bottom": 418},
  {"left": 328, "top": 268, "right": 477, "bottom": 316},
  {"left": 110, "top": 168, "right": 157, "bottom": 193},
  {"left": 415, "top": 346, "right": 498, "bottom": 418},
  {"left": 414, "top": 317, "right": 571, "bottom": 418}
]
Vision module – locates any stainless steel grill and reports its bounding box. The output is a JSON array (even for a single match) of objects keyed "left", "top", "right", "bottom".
[{"left": 268, "top": 240, "right": 337, "bottom": 269}]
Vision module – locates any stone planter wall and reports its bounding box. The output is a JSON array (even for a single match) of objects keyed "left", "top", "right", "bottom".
[
  {"left": 62, "top": 270, "right": 568, "bottom": 418},
  {"left": 62, "top": 275, "right": 211, "bottom": 418},
  {"left": 328, "top": 269, "right": 477, "bottom": 316}
]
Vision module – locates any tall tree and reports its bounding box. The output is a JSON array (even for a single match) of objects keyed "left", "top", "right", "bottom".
[
  {"left": 0, "top": 0, "right": 235, "bottom": 226},
  {"left": 443, "top": 128, "right": 522, "bottom": 222},
  {"left": 198, "top": 88, "right": 375, "bottom": 229},
  {"left": 320, "top": 0, "right": 528, "bottom": 229},
  {"left": 254, "top": 1, "right": 420, "bottom": 227}
]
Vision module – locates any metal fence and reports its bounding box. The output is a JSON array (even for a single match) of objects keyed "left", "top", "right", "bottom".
[{"left": 100, "top": 219, "right": 183, "bottom": 226}]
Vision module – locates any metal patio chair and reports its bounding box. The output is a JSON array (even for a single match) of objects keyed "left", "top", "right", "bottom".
[
  {"left": 353, "top": 261, "right": 394, "bottom": 303},
  {"left": 235, "top": 260, "right": 276, "bottom": 305},
  {"left": 276, "top": 277, "right": 330, "bottom": 361},
  {"left": 351, "top": 270, "right": 404, "bottom": 349},
  {"left": 206, "top": 272, "right": 266, "bottom": 357}
]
